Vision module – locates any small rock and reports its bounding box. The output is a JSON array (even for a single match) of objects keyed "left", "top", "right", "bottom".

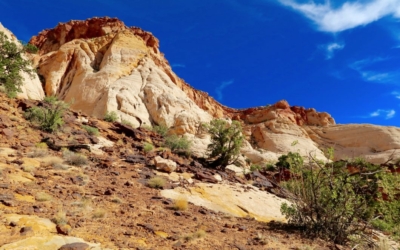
[
  {"left": 238, "top": 226, "right": 247, "bottom": 231},
  {"left": 221, "top": 228, "right": 227, "bottom": 233},
  {"left": 56, "top": 224, "right": 72, "bottom": 235},
  {"left": 213, "top": 174, "right": 223, "bottom": 182},
  {"left": 9, "top": 221, "right": 18, "bottom": 227},
  {"left": 154, "top": 156, "right": 177, "bottom": 173},
  {"left": 20, "top": 226, "right": 33, "bottom": 235},
  {"left": 104, "top": 189, "right": 113, "bottom": 195},
  {"left": 174, "top": 211, "right": 182, "bottom": 216},
  {"left": 58, "top": 242, "right": 90, "bottom": 250}
]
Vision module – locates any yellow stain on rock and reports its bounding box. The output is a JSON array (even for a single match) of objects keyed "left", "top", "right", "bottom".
[
  {"left": 155, "top": 231, "right": 168, "bottom": 239},
  {"left": 14, "top": 194, "right": 35, "bottom": 203},
  {"left": 0, "top": 236, "right": 102, "bottom": 250},
  {"left": 3, "top": 214, "right": 57, "bottom": 235},
  {"left": 21, "top": 158, "right": 41, "bottom": 168},
  {"left": 8, "top": 170, "right": 35, "bottom": 183}
]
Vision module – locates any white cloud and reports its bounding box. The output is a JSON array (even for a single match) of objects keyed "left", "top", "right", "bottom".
[
  {"left": 321, "top": 42, "right": 345, "bottom": 59},
  {"left": 278, "top": 0, "right": 400, "bottom": 32},
  {"left": 369, "top": 109, "right": 396, "bottom": 119},
  {"left": 349, "top": 57, "right": 400, "bottom": 84},
  {"left": 391, "top": 91, "right": 400, "bottom": 99},
  {"left": 215, "top": 80, "right": 234, "bottom": 101}
]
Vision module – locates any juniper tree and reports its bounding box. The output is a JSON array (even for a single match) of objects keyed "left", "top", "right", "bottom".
[
  {"left": 0, "top": 31, "right": 35, "bottom": 97},
  {"left": 204, "top": 119, "right": 244, "bottom": 167}
]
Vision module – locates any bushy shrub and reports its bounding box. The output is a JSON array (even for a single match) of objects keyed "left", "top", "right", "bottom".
[
  {"left": 63, "top": 150, "right": 88, "bottom": 166},
  {"left": 279, "top": 153, "right": 400, "bottom": 244},
  {"left": 203, "top": 119, "right": 243, "bottom": 167},
  {"left": 104, "top": 111, "right": 118, "bottom": 122},
  {"left": 0, "top": 31, "right": 35, "bottom": 97},
  {"left": 143, "top": 142, "right": 154, "bottom": 153},
  {"left": 82, "top": 125, "right": 99, "bottom": 136},
  {"left": 276, "top": 152, "right": 303, "bottom": 170},
  {"left": 147, "top": 176, "right": 167, "bottom": 189},
  {"left": 24, "top": 100, "right": 68, "bottom": 132},
  {"left": 163, "top": 135, "right": 191, "bottom": 155},
  {"left": 153, "top": 124, "right": 169, "bottom": 137}
]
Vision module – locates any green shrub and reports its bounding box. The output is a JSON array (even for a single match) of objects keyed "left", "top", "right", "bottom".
[
  {"left": 279, "top": 154, "right": 392, "bottom": 244},
  {"left": 104, "top": 111, "right": 118, "bottom": 122},
  {"left": 250, "top": 164, "right": 262, "bottom": 172},
  {"left": 147, "top": 176, "right": 167, "bottom": 189},
  {"left": 276, "top": 152, "right": 303, "bottom": 170},
  {"left": 0, "top": 31, "right": 35, "bottom": 97},
  {"left": 24, "top": 100, "right": 68, "bottom": 132},
  {"left": 63, "top": 150, "right": 88, "bottom": 166},
  {"left": 143, "top": 142, "right": 154, "bottom": 153},
  {"left": 82, "top": 125, "right": 99, "bottom": 136},
  {"left": 24, "top": 43, "right": 38, "bottom": 54},
  {"left": 163, "top": 135, "right": 191, "bottom": 155},
  {"left": 153, "top": 124, "right": 169, "bottom": 137},
  {"left": 43, "top": 95, "right": 58, "bottom": 104},
  {"left": 203, "top": 119, "right": 243, "bottom": 167}
]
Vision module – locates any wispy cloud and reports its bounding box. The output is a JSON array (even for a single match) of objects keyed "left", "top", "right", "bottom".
[
  {"left": 369, "top": 109, "right": 396, "bottom": 119},
  {"left": 278, "top": 0, "right": 400, "bottom": 32},
  {"left": 349, "top": 57, "right": 400, "bottom": 84},
  {"left": 391, "top": 91, "right": 400, "bottom": 99},
  {"left": 320, "top": 42, "right": 345, "bottom": 59},
  {"left": 171, "top": 63, "right": 186, "bottom": 68},
  {"left": 215, "top": 80, "right": 234, "bottom": 101}
]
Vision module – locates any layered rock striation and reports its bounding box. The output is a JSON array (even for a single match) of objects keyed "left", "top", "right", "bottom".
[{"left": 25, "top": 17, "right": 400, "bottom": 163}]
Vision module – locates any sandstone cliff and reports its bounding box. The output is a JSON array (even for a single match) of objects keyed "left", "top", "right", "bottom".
[
  {"left": 0, "top": 23, "right": 44, "bottom": 100},
  {"left": 28, "top": 17, "right": 400, "bottom": 164}
]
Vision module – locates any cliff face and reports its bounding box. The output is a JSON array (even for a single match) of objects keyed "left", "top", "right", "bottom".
[{"left": 28, "top": 17, "right": 400, "bottom": 163}]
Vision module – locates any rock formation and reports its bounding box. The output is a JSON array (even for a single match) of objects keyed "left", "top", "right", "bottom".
[{"left": 26, "top": 17, "right": 400, "bottom": 164}]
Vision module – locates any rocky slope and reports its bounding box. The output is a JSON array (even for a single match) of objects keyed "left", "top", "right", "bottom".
[
  {"left": 0, "top": 93, "right": 330, "bottom": 249},
  {"left": 23, "top": 17, "right": 400, "bottom": 164}
]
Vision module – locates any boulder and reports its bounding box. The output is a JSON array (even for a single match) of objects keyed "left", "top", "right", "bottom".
[{"left": 154, "top": 156, "right": 177, "bottom": 173}]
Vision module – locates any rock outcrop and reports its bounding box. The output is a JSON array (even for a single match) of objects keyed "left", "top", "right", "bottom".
[
  {"left": 0, "top": 23, "right": 44, "bottom": 100},
  {"left": 28, "top": 17, "right": 400, "bottom": 164}
]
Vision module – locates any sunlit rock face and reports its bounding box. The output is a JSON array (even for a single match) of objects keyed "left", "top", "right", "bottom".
[{"left": 30, "top": 17, "right": 400, "bottom": 164}]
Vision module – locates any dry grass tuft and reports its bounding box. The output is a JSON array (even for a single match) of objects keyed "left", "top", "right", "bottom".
[
  {"left": 35, "top": 192, "right": 53, "bottom": 202},
  {"left": 63, "top": 150, "right": 88, "bottom": 166},
  {"left": 173, "top": 197, "right": 188, "bottom": 211},
  {"left": 147, "top": 176, "right": 167, "bottom": 189},
  {"left": 92, "top": 208, "right": 106, "bottom": 219},
  {"left": 40, "top": 156, "right": 63, "bottom": 168},
  {"left": 52, "top": 210, "right": 67, "bottom": 225}
]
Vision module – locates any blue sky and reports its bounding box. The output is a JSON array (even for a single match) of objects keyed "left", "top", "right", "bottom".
[{"left": 1, "top": 0, "right": 400, "bottom": 126}]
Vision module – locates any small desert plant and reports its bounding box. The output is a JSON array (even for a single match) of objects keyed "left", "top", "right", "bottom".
[
  {"left": 183, "top": 229, "right": 206, "bottom": 242},
  {"left": 40, "top": 156, "right": 63, "bottom": 167},
  {"left": 35, "top": 192, "right": 53, "bottom": 202},
  {"left": 111, "top": 196, "right": 123, "bottom": 204},
  {"left": 22, "top": 165, "right": 35, "bottom": 173},
  {"left": 82, "top": 125, "right": 99, "bottom": 136},
  {"left": 103, "top": 111, "right": 118, "bottom": 122},
  {"left": 147, "top": 176, "right": 167, "bottom": 189},
  {"left": 203, "top": 119, "right": 244, "bottom": 167},
  {"left": 276, "top": 151, "right": 303, "bottom": 170},
  {"left": 63, "top": 150, "right": 88, "bottom": 166},
  {"left": 153, "top": 124, "right": 169, "bottom": 137},
  {"left": 143, "top": 142, "right": 154, "bottom": 153},
  {"left": 24, "top": 100, "right": 68, "bottom": 132},
  {"left": 92, "top": 208, "right": 106, "bottom": 219},
  {"left": 163, "top": 135, "right": 191, "bottom": 155},
  {"left": 35, "top": 142, "right": 48, "bottom": 149},
  {"left": 250, "top": 164, "right": 262, "bottom": 172},
  {"left": 27, "top": 148, "right": 48, "bottom": 158},
  {"left": 173, "top": 197, "right": 188, "bottom": 211},
  {"left": 52, "top": 210, "right": 67, "bottom": 225}
]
